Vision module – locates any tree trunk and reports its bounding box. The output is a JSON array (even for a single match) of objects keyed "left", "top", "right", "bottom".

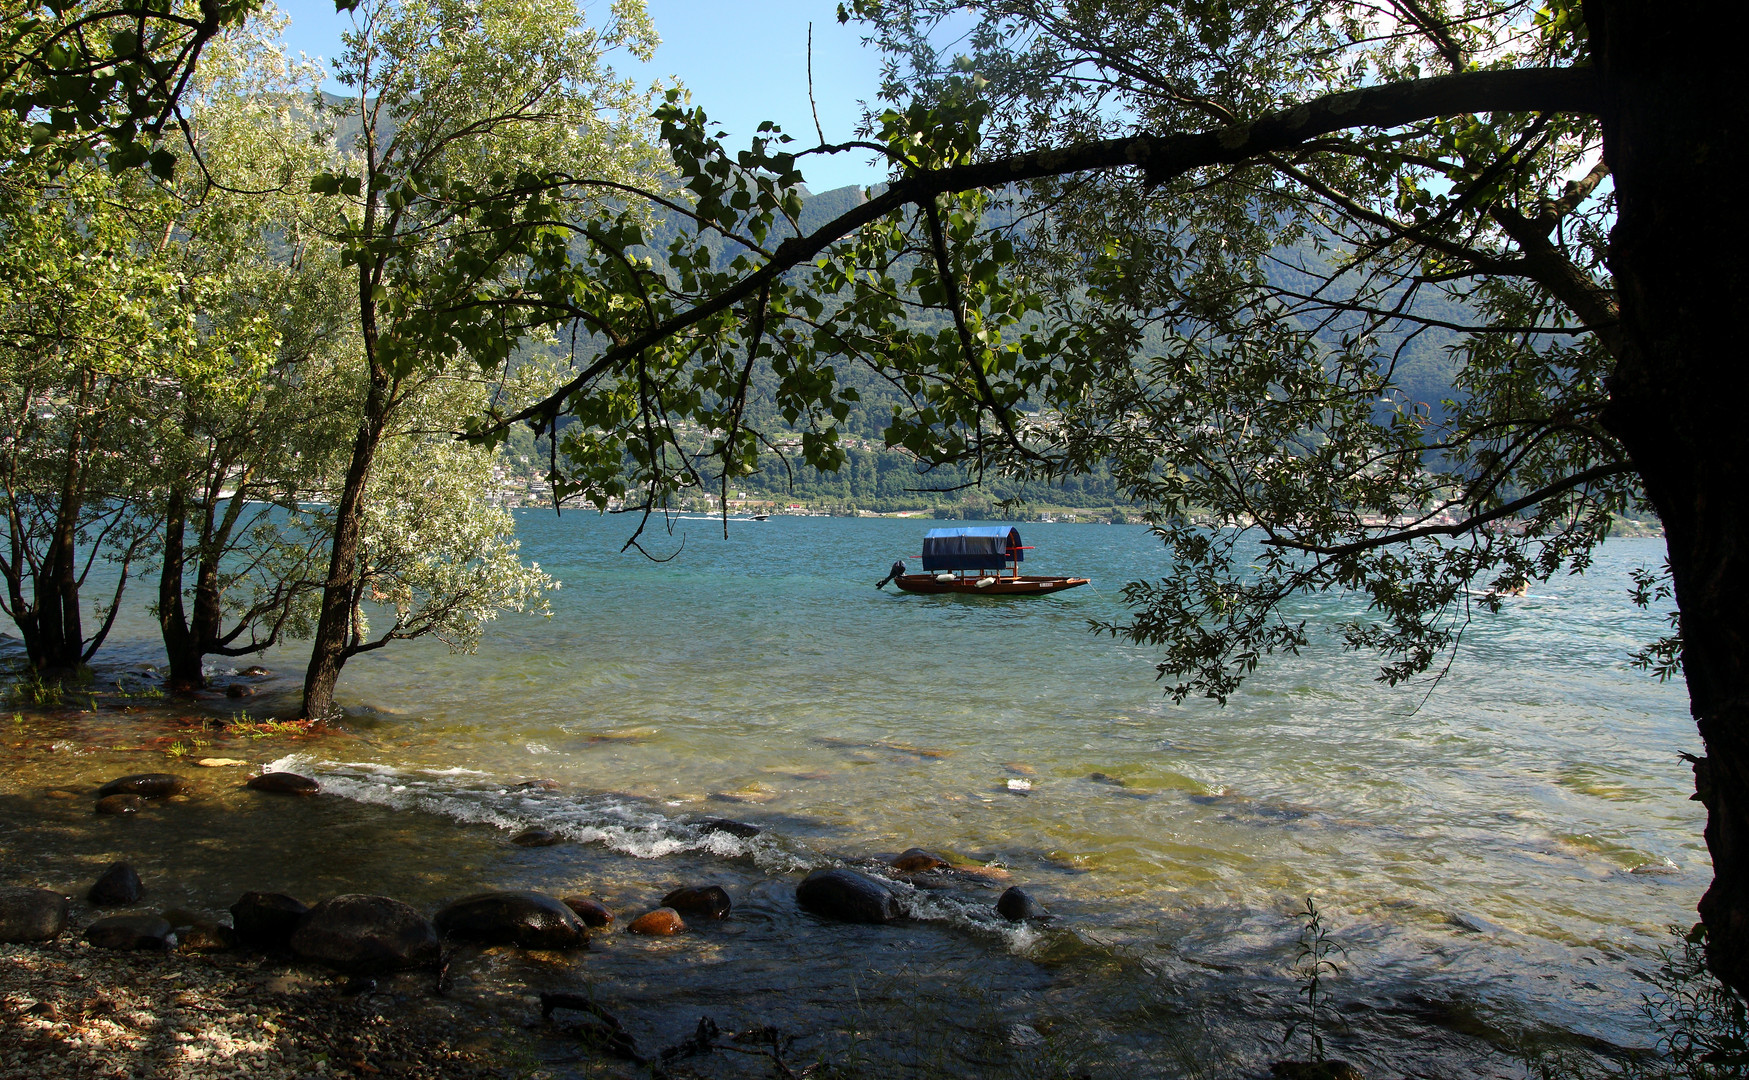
[
  {"left": 1590, "top": 0, "right": 1749, "bottom": 995},
  {"left": 158, "top": 487, "right": 204, "bottom": 690},
  {"left": 301, "top": 252, "right": 391, "bottom": 719}
]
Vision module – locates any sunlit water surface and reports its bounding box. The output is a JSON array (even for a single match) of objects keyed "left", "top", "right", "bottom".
[{"left": 0, "top": 517, "right": 1702, "bottom": 1076}]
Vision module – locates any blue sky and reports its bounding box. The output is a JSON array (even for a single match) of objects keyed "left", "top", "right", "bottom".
[{"left": 271, "top": 0, "right": 890, "bottom": 192}]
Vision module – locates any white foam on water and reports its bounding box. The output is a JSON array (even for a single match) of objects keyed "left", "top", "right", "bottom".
[{"left": 263, "top": 753, "right": 811, "bottom": 874}]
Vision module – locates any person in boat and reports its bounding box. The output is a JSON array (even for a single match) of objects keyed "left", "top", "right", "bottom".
[{"left": 875, "top": 559, "right": 907, "bottom": 589}]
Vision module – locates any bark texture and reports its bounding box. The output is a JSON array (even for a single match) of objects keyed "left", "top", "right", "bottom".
[{"left": 1590, "top": 0, "right": 1749, "bottom": 994}]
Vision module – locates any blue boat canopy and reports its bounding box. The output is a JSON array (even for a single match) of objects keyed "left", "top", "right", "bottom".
[{"left": 920, "top": 526, "right": 1025, "bottom": 571}]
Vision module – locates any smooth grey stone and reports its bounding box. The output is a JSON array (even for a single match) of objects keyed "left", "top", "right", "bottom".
[
  {"left": 87, "top": 862, "right": 142, "bottom": 907},
  {"left": 0, "top": 886, "right": 69, "bottom": 943},
  {"left": 85, "top": 914, "right": 174, "bottom": 951},
  {"left": 433, "top": 891, "right": 587, "bottom": 950},
  {"left": 795, "top": 868, "right": 902, "bottom": 924},
  {"left": 289, "top": 894, "right": 439, "bottom": 973},
  {"left": 230, "top": 891, "right": 309, "bottom": 950}
]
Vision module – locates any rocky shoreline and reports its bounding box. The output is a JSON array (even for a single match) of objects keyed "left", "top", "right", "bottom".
[{"left": 1, "top": 765, "right": 1061, "bottom": 1080}]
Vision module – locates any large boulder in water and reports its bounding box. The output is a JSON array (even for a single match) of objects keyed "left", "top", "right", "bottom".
[
  {"left": 996, "top": 886, "right": 1046, "bottom": 922},
  {"left": 662, "top": 886, "right": 731, "bottom": 920},
  {"left": 97, "top": 773, "right": 185, "bottom": 799},
  {"left": 0, "top": 886, "right": 69, "bottom": 943},
  {"left": 230, "top": 891, "right": 308, "bottom": 950},
  {"left": 795, "top": 868, "right": 903, "bottom": 924},
  {"left": 433, "top": 891, "right": 587, "bottom": 950},
  {"left": 87, "top": 862, "right": 143, "bottom": 906},
  {"left": 245, "top": 772, "right": 319, "bottom": 796},
  {"left": 561, "top": 895, "right": 614, "bottom": 928},
  {"left": 85, "top": 914, "right": 175, "bottom": 951},
  {"left": 289, "top": 895, "right": 439, "bottom": 973}
]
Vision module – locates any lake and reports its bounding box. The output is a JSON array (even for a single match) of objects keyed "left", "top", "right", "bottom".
[{"left": 0, "top": 514, "right": 1704, "bottom": 1075}]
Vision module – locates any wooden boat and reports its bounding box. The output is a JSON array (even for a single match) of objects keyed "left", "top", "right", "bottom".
[
  {"left": 893, "top": 572, "right": 1090, "bottom": 595},
  {"left": 891, "top": 526, "right": 1089, "bottom": 596}
]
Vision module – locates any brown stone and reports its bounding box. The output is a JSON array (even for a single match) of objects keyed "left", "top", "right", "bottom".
[
  {"left": 890, "top": 847, "right": 950, "bottom": 873},
  {"left": 627, "top": 908, "right": 685, "bottom": 936},
  {"left": 225, "top": 683, "right": 255, "bottom": 698},
  {"left": 561, "top": 896, "right": 614, "bottom": 928},
  {"left": 175, "top": 920, "right": 236, "bottom": 952},
  {"left": 510, "top": 828, "right": 561, "bottom": 847}
]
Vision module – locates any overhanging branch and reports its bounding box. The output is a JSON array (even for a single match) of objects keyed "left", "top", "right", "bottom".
[{"left": 1262, "top": 461, "right": 1630, "bottom": 557}]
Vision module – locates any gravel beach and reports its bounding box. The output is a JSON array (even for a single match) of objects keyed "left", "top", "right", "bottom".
[{"left": 0, "top": 936, "right": 542, "bottom": 1080}]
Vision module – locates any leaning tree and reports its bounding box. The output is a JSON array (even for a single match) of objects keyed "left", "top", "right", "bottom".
[{"left": 433, "top": 0, "right": 1747, "bottom": 992}]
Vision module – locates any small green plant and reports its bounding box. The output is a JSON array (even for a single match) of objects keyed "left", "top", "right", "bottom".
[
  {"left": 1285, "top": 896, "right": 1347, "bottom": 1064},
  {"left": 1646, "top": 924, "right": 1749, "bottom": 1079},
  {"left": 166, "top": 740, "right": 188, "bottom": 758},
  {"left": 6, "top": 673, "right": 64, "bottom": 707}
]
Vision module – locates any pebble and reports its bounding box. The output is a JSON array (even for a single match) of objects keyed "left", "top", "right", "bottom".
[{"left": 197, "top": 758, "right": 248, "bottom": 768}]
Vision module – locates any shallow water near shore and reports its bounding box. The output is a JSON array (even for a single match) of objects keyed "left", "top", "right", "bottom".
[{"left": 0, "top": 516, "right": 1704, "bottom": 1075}]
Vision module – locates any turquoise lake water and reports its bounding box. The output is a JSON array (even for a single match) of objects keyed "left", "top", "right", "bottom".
[{"left": 5, "top": 514, "right": 1706, "bottom": 1074}]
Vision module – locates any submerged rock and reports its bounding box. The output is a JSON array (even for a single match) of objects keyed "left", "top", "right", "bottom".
[
  {"left": 225, "top": 683, "right": 255, "bottom": 698},
  {"left": 510, "top": 828, "right": 562, "bottom": 847},
  {"left": 627, "top": 908, "right": 685, "bottom": 936},
  {"left": 516, "top": 779, "right": 560, "bottom": 791},
  {"left": 245, "top": 771, "right": 319, "bottom": 796},
  {"left": 229, "top": 891, "right": 309, "bottom": 950},
  {"left": 96, "top": 773, "right": 185, "bottom": 799},
  {"left": 889, "top": 848, "right": 950, "bottom": 873},
  {"left": 661, "top": 886, "right": 731, "bottom": 920},
  {"left": 1087, "top": 772, "right": 1127, "bottom": 787},
  {"left": 795, "top": 868, "right": 902, "bottom": 924},
  {"left": 995, "top": 886, "right": 1046, "bottom": 922},
  {"left": 88, "top": 862, "right": 143, "bottom": 907},
  {"left": 94, "top": 794, "right": 142, "bottom": 815},
  {"left": 289, "top": 894, "right": 439, "bottom": 974},
  {"left": 0, "top": 886, "right": 69, "bottom": 943},
  {"left": 561, "top": 896, "right": 614, "bottom": 929},
  {"left": 696, "top": 819, "right": 760, "bottom": 839},
  {"left": 433, "top": 891, "right": 587, "bottom": 950},
  {"left": 1271, "top": 1062, "right": 1363, "bottom": 1080},
  {"left": 85, "top": 914, "right": 175, "bottom": 951},
  {"left": 240, "top": 666, "right": 271, "bottom": 678}
]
